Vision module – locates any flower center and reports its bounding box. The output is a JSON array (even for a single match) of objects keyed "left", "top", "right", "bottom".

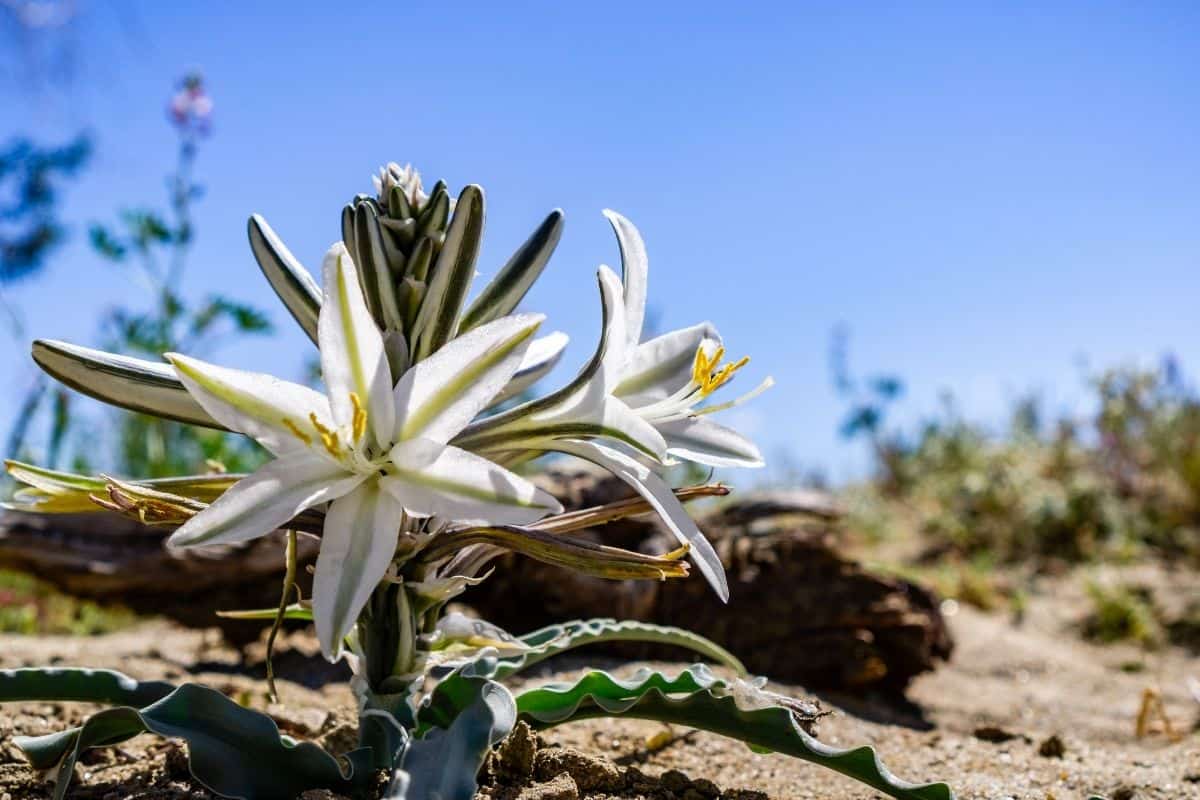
[
  {"left": 282, "top": 392, "right": 386, "bottom": 473},
  {"left": 692, "top": 345, "right": 749, "bottom": 400}
]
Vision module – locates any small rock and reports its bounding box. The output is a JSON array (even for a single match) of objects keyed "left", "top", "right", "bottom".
[
  {"left": 1112, "top": 787, "right": 1137, "bottom": 800},
  {"left": 492, "top": 721, "right": 538, "bottom": 781},
  {"left": 533, "top": 746, "right": 621, "bottom": 792},
  {"left": 623, "top": 765, "right": 657, "bottom": 794},
  {"left": 973, "top": 725, "right": 1021, "bottom": 743},
  {"left": 163, "top": 741, "right": 191, "bottom": 780},
  {"left": 517, "top": 772, "right": 579, "bottom": 800},
  {"left": 660, "top": 769, "right": 691, "bottom": 793},
  {"left": 690, "top": 777, "right": 721, "bottom": 797},
  {"left": 1037, "top": 734, "right": 1065, "bottom": 758},
  {"left": 317, "top": 722, "right": 359, "bottom": 756}
]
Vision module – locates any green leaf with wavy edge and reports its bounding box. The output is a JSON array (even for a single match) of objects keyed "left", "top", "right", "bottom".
[
  {"left": 494, "top": 618, "right": 746, "bottom": 679},
  {"left": 31, "top": 339, "right": 223, "bottom": 429},
  {"left": 247, "top": 214, "right": 321, "bottom": 344},
  {"left": 412, "top": 185, "right": 484, "bottom": 361},
  {"left": 12, "top": 682, "right": 369, "bottom": 800},
  {"left": 460, "top": 209, "right": 564, "bottom": 332},
  {"left": 388, "top": 674, "right": 516, "bottom": 800},
  {"left": 0, "top": 667, "right": 176, "bottom": 708},
  {"left": 515, "top": 666, "right": 954, "bottom": 800}
]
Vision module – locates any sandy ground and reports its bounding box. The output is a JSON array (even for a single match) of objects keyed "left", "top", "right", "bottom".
[{"left": 0, "top": 572, "right": 1196, "bottom": 800}]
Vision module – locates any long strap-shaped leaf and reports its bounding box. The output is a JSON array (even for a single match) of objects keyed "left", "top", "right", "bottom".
[
  {"left": 516, "top": 666, "right": 954, "bottom": 800},
  {"left": 31, "top": 339, "right": 223, "bottom": 429},
  {"left": 248, "top": 214, "right": 322, "bottom": 344},
  {"left": 0, "top": 667, "right": 176, "bottom": 707},
  {"left": 12, "top": 681, "right": 368, "bottom": 800},
  {"left": 5, "top": 461, "right": 241, "bottom": 513},
  {"left": 411, "top": 185, "right": 485, "bottom": 361},
  {"left": 491, "top": 618, "right": 746, "bottom": 678},
  {"left": 388, "top": 675, "right": 516, "bottom": 800},
  {"left": 459, "top": 209, "right": 564, "bottom": 332}
]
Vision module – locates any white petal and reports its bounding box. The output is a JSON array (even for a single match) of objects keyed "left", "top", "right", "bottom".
[
  {"left": 488, "top": 331, "right": 569, "bottom": 407},
  {"left": 659, "top": 416, "right": 764, "bottom": 468},
  {"left": 614, "top": 323, "right": 721, "bottom": 406},
  {"left": 393, "top": 313, "right": 544, "bottom": 444},
  {"left": 603, "top": 209, "right": 648, "bottom": 352},
  {"left": 319, "top": 243, "right": 395, "bottom": 448},
  {"left": 596, "top": 265, "right": 629, "bottom": 385},
  {"left": 382, "top": 440, "right": 563, "bottom": 525},
  {"left": 166, "top": 451, "right": 364, "bottom": 548},
  {"left": 551, "top": 438, "right": 729, "bottom": 602},
  {"left": 312, "top": 481, "right": 403, "bottom": 659},
  {"left": 531, "top": 267, "right": 625, "bottom": 421},
  {"left": 167, "top": 353, "right": 333, "bottom": 458},
  {"left": 452, "top": 268, "right": 623, "bottom": 445}
]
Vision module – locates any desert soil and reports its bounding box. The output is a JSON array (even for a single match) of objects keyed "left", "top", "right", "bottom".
[{"left": 0, "top": 567, "right": 1196, "bottom": 800}]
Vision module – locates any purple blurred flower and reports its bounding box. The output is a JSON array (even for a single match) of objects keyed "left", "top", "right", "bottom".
[{"left": 168, "top": 73, "right": 213, "bottom": 136}]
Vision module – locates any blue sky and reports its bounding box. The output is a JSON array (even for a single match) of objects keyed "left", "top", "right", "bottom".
[{"left": 3, "top": 1, "right": 1198, "bottom": 481}]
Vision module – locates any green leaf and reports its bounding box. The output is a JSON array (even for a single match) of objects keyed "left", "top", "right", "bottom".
[
  {"left": 0, "top": 667, "right": 175, "bottom": 708},
  {"left": 460, "top": 209, "right": 564, "bottom": 331},
  {"left": 411, "top": 185, "right": 485, "bottom": 361},
  {"left": 247, "top": 214, "right": 322, "bottom": 345},
  {"left": 31, "top": 339, "right": 224, "bottom": 429},
  {"left": 516, "top": 666, "right": 954, "bottom": 800},
  {"left": 354, "top": 202, "right": 405, "bottom": 330},
  {"left": 498, "top": 618, "right": 746, "bottom": 678},
  {"left": 5, "top": 460, "right": 240, "bottom": 513},
  {"left": 216, "top": 602, "right": 313, "bottom": 621},
  {"left": 392, "top": 661, "right": 516, "bottom": 800},
  {"left": 12, "top": 682, "right": 369, "bottom": 800}
]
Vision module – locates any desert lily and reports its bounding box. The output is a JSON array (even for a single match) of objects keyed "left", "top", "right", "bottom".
[
  {"left": 166, "top": 243, "right": 561, "bottom": 657},
  {"left": 452, "top": 212, "right": 772, "bottom": 600},
  {"left": 0, "top": 165, "right": 954, "bottom": 800},
  {"left": 601, "top": 210, "right": 773, "bottom": 468}
]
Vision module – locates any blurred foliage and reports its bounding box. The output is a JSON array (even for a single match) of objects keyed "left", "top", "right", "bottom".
[
  {"left": 1081, "top": 581, "right": 1161, "bottom": 647},
  {"left": 7, "top": 75, "right": 271, "bottom": 479},
  {"left": 842, "top": 346, "right": 1200, "bottom": 566},
  {"left": 0, "top": 568, "right": 136, "bottom": 635},
  {"left": 0, "top": 135, "right": 90, "bottom": 286}
]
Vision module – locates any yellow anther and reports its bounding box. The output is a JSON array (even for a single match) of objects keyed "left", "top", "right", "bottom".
[
  {"left": 692, "top": 344, "right": 750, "bottom": 397},
  {"left": 282, "top": 418, "right": 313, "bottom": 446},
  {"left": 349, "top": 392, "right": 368, "bottom": 442},
  {"left": 309, "top": 413, "right": 342, "bottom": 458}
]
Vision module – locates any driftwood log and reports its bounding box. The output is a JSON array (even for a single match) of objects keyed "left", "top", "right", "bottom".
[
  {"left": 466, "top": 469, "right": 953, "bottom": 691},
  {"left": 0, "top": 469, "right": 952, "bottom": 689}
]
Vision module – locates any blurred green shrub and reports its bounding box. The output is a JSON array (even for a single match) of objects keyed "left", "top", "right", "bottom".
[
  {"left": 841, "top": 347, "right": 1200, "bottom": 565},
  {"left": 0, "top": 568, "right": 135, "bottom": 635}
]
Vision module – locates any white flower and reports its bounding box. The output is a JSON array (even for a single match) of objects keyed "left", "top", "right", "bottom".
[
  {"left": 165, "top": 243, "right": 562, "bottom": 658},
  {"left": 452, "top": 212, "right": 772, "bottom": 603},
  {"left": 602, "top": 210, "right": 772, "bottom": 469}
]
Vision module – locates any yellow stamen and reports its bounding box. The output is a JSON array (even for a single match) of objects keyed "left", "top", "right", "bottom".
[
  {"left": 282, "top": 418, "right": 313, "bottom": 446},
  {"left": 692, "top": 344, "right": 750, "bottom": 397},
  {"left": 310, "top": 413, "right": 341, "bottom": 458},
  {"left": 349, "top": 392, "right": 368, "bottom": 443}
]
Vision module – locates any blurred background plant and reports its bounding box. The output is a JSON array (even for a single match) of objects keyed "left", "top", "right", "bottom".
[
  {"left": 6, "top": 73, "right": 271, "bottom": 478},
  {"left": 840, "top": 339, "right": 1200, "bottom": 569}
]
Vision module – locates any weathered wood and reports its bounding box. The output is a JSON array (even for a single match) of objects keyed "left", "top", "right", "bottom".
[
  {"left": 0, "top": 469, "right": 952, "bottom": 688},
  {"left": 467, "top": 468, "right": 953, "bottom": 691}
]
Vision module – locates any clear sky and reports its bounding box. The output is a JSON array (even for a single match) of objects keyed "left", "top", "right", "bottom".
[{"left": 2, "top": 1, "right": 1198, "bottom": 482}]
